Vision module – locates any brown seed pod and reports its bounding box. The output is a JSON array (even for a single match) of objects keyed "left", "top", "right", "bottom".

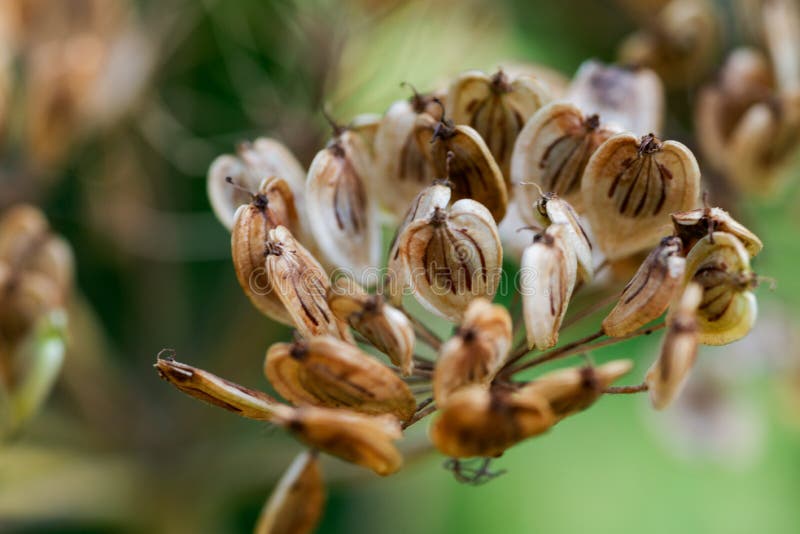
[
  {"left": 646, "top": 282, "right": 703, "bottom": 410},
  {"left": 517, "top": 359, "right": 633, "bottom": 420},
  {"left": 154, "top": 354, "right": 287, "bottom": 421},
  {"left": 683, "top": 232, "right": 758, "bottom": 346},
  {"left": 415, "top": 111, "right": 508, "bottom": 222},
  {"left": 264, "top": 336, "right": 416, "bottom": 421},
  {"left": 602, "top": 236, "right": 686, "bottom": 337},
  {"left": 671, "top": 206, "right": 763, "bottom": 257},
  {"left": 0, "top": 269, "right": 63, "bottom": 345},
  {"left": 512, "top": 101, "right": 616, "bottom": 210},
  {"left": 567, "top": 60, "right": 665, "bottom": 136},
  {"left": 208, "top": 138, "right": 306, "bottom": 230},
  {"left": 231, "top": 178, "right": 304, "bottom": 326},
  {"left": 398, "top": 199, "right": 503, "bottom": 321},
  {"left": 521, "top": 224, "right": 577, "bottom": 350},
  {"left": 618, "top": 0, "right": 719, "bottom": 88},
  {"left": 254, "top": 451, "right": 325, "bottom": 534},
  {"left": 306, "top": 125, "right": 380, "bottom": 281},
  {"left": 374, "top": 86, "right": 444, "bottom": 217},
  {"left": 429, "top": 385, "right": 555, "bottom": 458},
  {"left": 285, "top": 406, "right": 403, "bottom": 476},
  {"left": 581, "top": 132, "right": 700, "bottom": 260},
  {"left": 328, "top": 278, "right": 415, "bottom": 376},
  {"left": 433, "top": 298, "right": 512, "bottom": 405},
  {"left": 264, "top": 226, "right": 352, "bottom": 341},
  {"left": 447, "top": 69, "right": 550, "bottom": 182},
  {"left": 763, "top": 0, "right": 800, "bottom": 92}
]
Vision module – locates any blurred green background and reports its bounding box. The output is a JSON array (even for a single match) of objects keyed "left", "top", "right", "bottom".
[{"left": 1, "top": 0, "right": 799, "bottom": 533}]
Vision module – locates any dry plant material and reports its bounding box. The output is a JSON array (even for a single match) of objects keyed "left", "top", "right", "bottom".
[
  {"left": 671, "top": 206, "right": 763, "bottom": 257},
  {"left": 581, "top": 132, "right": 700, "bottom": 260},
  {"left": 255, "top": 451, "right": 325, "bottom": 534}
]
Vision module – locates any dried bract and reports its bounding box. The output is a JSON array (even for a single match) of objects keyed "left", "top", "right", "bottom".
[
  {"left": 603, "top": 236, "right": 685, "bottom": 337},
  {"left": 254, "top": 451, "right": 325, "bottom": 534},
  {"left": 582, "top": 132, "right": 700, "bottom": 260},
  {"left": 264, "top": 336, "right": 416, "bottom": 421},
  {"left": 434, "top": 298, "right": 512, "bottom": 405}
]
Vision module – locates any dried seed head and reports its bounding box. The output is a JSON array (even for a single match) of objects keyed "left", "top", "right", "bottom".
[
  {"left": 328, "top": 278, "right": 415, "bottom": 376},
  {"left": 416, "top": 112, "right": 509, "bottom": 222},
  {"left": 208, "top": 138, "right": 306, "bottom": 230},
  {"left": 683, "top": 232, "right": 758, "bottom": 346},
  {"left": 231, "top": 178, "right": 304, "bottom": 326},
  {"left": 154, "top": 353, "right": 286, "bottom": 421},
  {"left": 434, "top": 298, "right": 512, "bottom": 405},
  {"left": 264, "top": 226, "right": 352, "bottom": 341},
  {"left": 646, "top": 282, "right": 703, "bottom": 410},
  {"left": 518, "top": 360, "right": 633, "bottom": 419},
  {"left": 429, "top": 385, "right": 555, "bottom": 458},
  {"left": 285, "top": 406, "right": 403, "bottom": 476},
  {"left": 374, "top": 86, "right": 444, "bottom": 217},
  {"left": 763, "top": 0, "right": 800, "bottom": 92},
  {"left": 603, "top": 236, "right": 686, "bottom": 337},
  {"left": 567, "top": 60, "right": 665, "bottom": 136},
  {"left": 264, "top": 335, "right": 416, "bottom": 421},
  {"left": 618, "top": 0, "right": 719, "bottom": 88},
  {"left": 512, "top": 101, "right": 616, "bottom": 211},
  {"left": 521, "top": 224, "right": 578, "bottom": 350},
  {"left": 254, "top": 451, "right": 325, "bottom": 534},
  {"left": 671, "top": 206, "right": 763, "bottom": 257},
  {"left": 447, "top": 69, "right": 551, "bottom": 181},
  {"left": 349, "top": 112, "right": 382, "bottom": 171},
  {"left": 397, "top": 199, "right": 503, "bottom": 321},
  {"left": 581, "top": 132, "right": 701, "bottom": 260},
  {"left": 0, "top": 270, "right": 63, "bottom": 344},
  {"left": 306, "top": 127, "right": 381, "bottom": 281}
]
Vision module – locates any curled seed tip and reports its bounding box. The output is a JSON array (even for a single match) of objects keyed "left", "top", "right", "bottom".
[
  {"left": 520, "top": 181, "right": 546, "bottom": 199},
  {"left": 444, "top": 457, "right": 507, "bottom": 486},
  {"left": 491, "top": 68, "right": 511, "bottom": 92},
  {"left": 157, "top": 348, "right": 176, "bottom": 362},
  {"left": 322, "top": 105, "right": 346, "bottom": 137},
  {"left": 639, "top": 133, "right": 661, "bottom": 154},
  {"left": 430, "top": 206, "right": 447, "bottom": 226},
  {"left": 585, "top": 114, "right": 600, "bottom": 130},
  {"left": 756, "top": 274, "right": 777, "bottom": 291}
]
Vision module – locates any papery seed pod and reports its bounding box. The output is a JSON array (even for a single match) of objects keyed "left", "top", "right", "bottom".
[
  {"left": 429, "top": 385, "right": 555, "bottom": 458},
  {"left": 264, "top": 336, "right": 416, "bottom": 421},
  {"left": 254, "top": 451, "right": 325, "bottom": 534},
  {"left": 398, "top": 200, "right": 502, "bottom": 321},
  {"left": 306, "top": 124, "right": 380, "bottom": 281},
  {"left": 416, "top": 112, "right": 508, "bottom": 222},
  {"left": 683, "top": 232, "right": 758, "bottom": 346},
  {"left": 646, "top": 282, "right": 703, "bottom": 410},
  {"left": 671, "top": 206, "right": 763, "bottom": 257},
  {"left": 328, "top": 278, "right": 415, "bottom": 375},
  {"left": 208, "top": 138, "right": 306, "bottom": 230},
  {"left": 374, "top": 86, "right": 444, "bottom": 217},
  {"left": 763, "top": 0, "right": 800, "bottom": 92},
  {"left": 618, "top": 0, "right": 719, "bottom": 88},
  {"left": 285, "top": 406, "right": 403, "bottom": 476},
  {"left": 447, "top": 69, "right": 550, "bottom": 182},
  {"left": 231, "top": 178, "right": 305, "bottom": 326},
  {"left": 385, "top": 182, "right": 452, "bottom": 305},
  {"left": 567, "top": 60, "right": 665, "bottom": 136},
  {"left": 501, "top": 61, "right": 571, "bottom": 98},
  {"left": 265, "top": 226, "right": 352, "bottom": 341},
  {"left": 154, "top": 354, "right": 287, "bottom": 421},
  {"left": 433, "top": 298, "right": 512, "bottom": 405},
  {"left": 603, "top": 236, "right": 685, "bottom": 337},
  {"left": 525, "top": 193, "right": 594, "bottom": 283},
  {"left": 582, "top": 132, "right": 700, "bottom": 260},
  {"left": 517, "top": 360, "right": 633, "bottom": 419},
  {"left": 0, "top": 270, "right": 63, "bottom": 345},
  {"left": 521, "top": 224, "right": 577, "bottom": 350},
  {"left": 512, "top": 102, "right": 617, "bottom": 211}
]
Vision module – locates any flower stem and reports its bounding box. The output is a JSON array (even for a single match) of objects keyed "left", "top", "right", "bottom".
[{"left": 605, "top": 383, "right": 648, "bottom": 394}]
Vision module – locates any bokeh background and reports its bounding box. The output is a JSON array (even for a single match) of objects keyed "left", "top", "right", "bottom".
[{"left": 1, "top": 0, "right": 799, "bottom": 533}]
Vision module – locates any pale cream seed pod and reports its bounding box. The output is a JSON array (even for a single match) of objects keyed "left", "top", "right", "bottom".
[
  {"left": 306, "top": 128, "right": 381, "bottom": 282},
  {"left": 264, "top": 336, "right": 416, "bottom": 421},
  {"left": 447, "top": 69, "right": 551, "bottom": 182},
  {"left": 433, "top": 298, "right": 512, "bottom": 406},
  {"left": 254, "top": 451, "right": 325, "bottom": 534},
  {"left": 521, "top": 224, "right": 578, "bottom": 350},
  {"left": 208, "top": 138, "right": 306, "bottom": 231},
  {"left": 683, "top": 232, "right": 758, "bottom": 346},
  {"left": 763, "top": 0, "right": 800, "bottom": 92},
  {"left": 264, "top": 226, "right": 352, "bottom": 342},
  {"left": 646, "top": 282, "right": 703, "bottom": 410},
  {"left": 567, "top": 60, "right": 665, "bottom": 137},
  {"left": 328, "top": 278, "right": 415, "bottom": 376},
  {"left": 603, "top": 236, "right": 686, "bottom": 337},
  {"left": 581, "top": 132, "right": 701, "bottom": 261},
  {"left": 671, "top": 206, "right": 763, "bottom": 257},
  {"left": 512, "top": 101, "right": 617, "bottom": 211},
  {"left": 398, "top": 199, "right": 503, "bottom": 322}
]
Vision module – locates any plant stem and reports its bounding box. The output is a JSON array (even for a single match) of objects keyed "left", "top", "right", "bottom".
[
  {"left": 605, "top": 383, "right": 648, "bottom": 394},
  {"left": 401, "top": 307, "right": 443, "bottom": 351}
]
